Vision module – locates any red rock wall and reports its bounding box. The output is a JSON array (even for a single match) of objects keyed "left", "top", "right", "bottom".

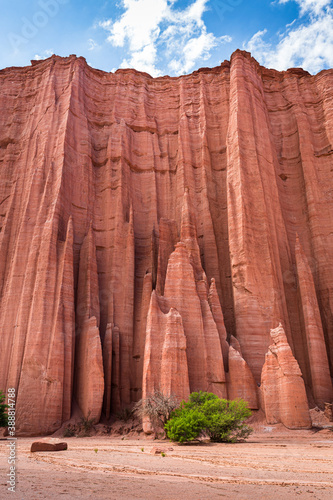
[
  {"left": 261, "top": 324, "right": 311, "bottom": 429},
  {"left": 0, "top": 51, "right": 332, "bottom": 434}
]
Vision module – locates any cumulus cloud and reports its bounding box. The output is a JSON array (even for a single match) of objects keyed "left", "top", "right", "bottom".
[
  {"left": 98, "top": 0, "right": 231, "bottom": 76},
  {"left": 169, "top": 32, "right": 231, "bottom": 74},
  {"left": 120, "top": 43, "right": 160, "bottom": 76},
  {"left": 244, "top": 1, "right": 333, "bottom": 74},
  {"left": 277, "top": 0, "right": 332, "bottom": 16},
  {"left": 33, "top": 49, "right": 54, "bottom": 60}
]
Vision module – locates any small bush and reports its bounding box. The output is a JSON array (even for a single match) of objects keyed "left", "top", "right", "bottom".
[
  {"left": 165, "top": 391, "right": 252, "bottom": 444},
  {"left": 79, "top": 411, "right": 95, "bottom": 436},
  {"left": 164, "top": 408, "right": 207, "bottom": 443},
  {"left": 0, "top": 391, "right": 8, "bottom": 428},
  {"left": 133, "top": 391, "right": 179, "bottom": 432},
  {"left": 63, "top": 426, "right": 75, "bottom": 438},
  {"left": 116, "top": 407, "right": 133, "bottom": 422}
]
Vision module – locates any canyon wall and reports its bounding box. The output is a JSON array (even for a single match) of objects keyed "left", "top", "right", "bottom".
[{"left": 0, "top": 51, "right": 332, "bottom": 434}]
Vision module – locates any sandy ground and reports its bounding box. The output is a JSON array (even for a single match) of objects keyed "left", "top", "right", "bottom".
[{"left": 1, "top": 428, "right": 333, "bottom": 500}]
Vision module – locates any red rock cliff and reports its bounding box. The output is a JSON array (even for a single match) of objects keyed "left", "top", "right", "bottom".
[{"left": 0, "top": 51, "right": 332, "bottom": 434}]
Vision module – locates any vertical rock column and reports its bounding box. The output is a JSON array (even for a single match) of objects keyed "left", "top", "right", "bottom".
[
  {"left": 295, "top": 236, "right": 333, "bottom": 407},
  {"left": 160, "top": 308, "right": 190, "bottom": 401},
  {"left": 14, "top": 214, "right": 75, "bottom": 435},
  {"left": 226, "top": 51, "right": 292, "bottom": 380},
  {"left": 227, "top": 343, "right": 258, "bottom": 409},
  {"left": 196, "top": 280, "right": 227, "bottom": 398},
  {"left": 102, "top": 323, "right": 113, "bottom": 419},
  {"left": 142, "top": 292, "right": 189, "bottom": 433},
  {"left": 163, "top": 242, "right": 207, "bottom": 392},
  {"left": 261, "top": 324, "right": 311, "bottom": 429},
  {"left": 208, "top": 278, "right": 230, "bottom": 370},
  {"left": 75, "top": 225, "right": 104, "bottom": 422}
]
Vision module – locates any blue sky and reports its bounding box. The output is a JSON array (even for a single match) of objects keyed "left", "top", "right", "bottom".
[{"left": 1, "top": 0, "right": 333, "bottom": 76}]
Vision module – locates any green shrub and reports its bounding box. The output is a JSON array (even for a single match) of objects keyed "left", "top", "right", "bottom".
[
  {"left": 165, "top": 391, "right": 252, "bottom": 444},
  {"left": 0, "top": 391, "right": 8, "bottom": 428},
  {"left": 164, "top": 408, "right": 207, "bottom": 443}
]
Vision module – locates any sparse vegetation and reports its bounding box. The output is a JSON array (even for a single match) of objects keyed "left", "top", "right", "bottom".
[
  {"left": 63, "top": 425, "right": 75, "bottom": 438},
  {"left": 161, "top": 452, "right": 166, "bottom": 457},
  {"left": 0, "top": 391, "right": 8, "bottom": 428},
  {"left": 165, "top": 391, "right": 253, "bottom": 444},
  {"left": 116, "top": 407, "right": 133, "bottom": 422},
  {"left": 133, "top": 390, "right": 179, "bottom": 433},
  {"left": 94, "top": 448, "right": 98, "bottom": 454},
  {"left": 79, "top": 411, "right": 95, "bottom": 436}
]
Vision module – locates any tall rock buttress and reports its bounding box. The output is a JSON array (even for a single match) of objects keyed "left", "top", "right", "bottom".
[
  {"left": 0, "top": 51, "right": 333, "bottom": 434},
  {"left": 295, "top": 236, "right": 333, "bottom": 407},
  {"left": 75, "top": 226, "right": 104, "bottom": 422},
  {"left": 261, "top": 324, "right": 311, "bottom": 429}
]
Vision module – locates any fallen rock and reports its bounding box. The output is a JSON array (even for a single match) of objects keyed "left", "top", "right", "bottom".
[
  {"left": 31, "top": 440, "right": 68, "bottom": 452},
  {"left": 324, "top": 403, "right": 333, "bottom": 422},
  {"left": 310, "top": 407, "right": 333, "bottom": 429}
]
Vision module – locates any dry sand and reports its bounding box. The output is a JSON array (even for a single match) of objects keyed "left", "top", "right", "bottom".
[{"left": 1, "top": 428, "right": 333, "bottom": 499}]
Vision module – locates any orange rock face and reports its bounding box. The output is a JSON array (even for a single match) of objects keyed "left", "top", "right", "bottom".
[
  {"left": 227, "top": 346, "right": 258, "bottom": 410},
  {"left": 295, "top": 236, "right": 333, "bottom": 408},
  {"left": 261, "top": 324, "right": 311, "bottom": 429},
  {"left": 0, "top": 51, "right": 332, "bottom": 434}
]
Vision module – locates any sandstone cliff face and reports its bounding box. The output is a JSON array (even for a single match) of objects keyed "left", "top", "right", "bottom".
[
  {"left": 261, "top": 324, "right": 311, "bottom": 429},
  {"left": 295, "top": 236, "right": 333, "bottom": 408},
  {"left": 0, "top": 51, "right": 332, "bottom": 434}
]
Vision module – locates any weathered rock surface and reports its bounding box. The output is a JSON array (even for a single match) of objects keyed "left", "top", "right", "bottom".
[
  {"left": 0, "top": 51, "right": 332, "bottom": 434},
  {"left": 160, "top": 308, "right": 190, "bottom": 401},
  {"left": 74, "top": 226, "right": 104, "bottom": 422},
  {"left": 102, "top": 323, "right": 113, "bottom": 419},
  {"left": 261, "top": 324, "right": 311, "bottom": 429},
  {"left": 74, "top": 317, "right": 104, "bottom": 423},
  {"left": 227, "top": 346, "right": 258, "bottom": 409},
  {"left": 295, "top": 235, "right": 333, "bottom": 408},
  {"left": 31, "top": 440, "right": 68, "bottom": 452},
  {"left": 309, "top": 407, "right": 333, "bottom": 429}
]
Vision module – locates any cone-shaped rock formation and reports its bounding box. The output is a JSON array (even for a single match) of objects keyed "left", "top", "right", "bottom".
[{"left": 261, "top": 324, "right": 311, "bottom": 429}]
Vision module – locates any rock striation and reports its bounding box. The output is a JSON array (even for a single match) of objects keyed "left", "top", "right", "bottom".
[
  {"left": 261, "top": 324, "right": 311, "bottom": 429},
  {"left": 0, "top": 51, "right": 332, "bottom": 434}
]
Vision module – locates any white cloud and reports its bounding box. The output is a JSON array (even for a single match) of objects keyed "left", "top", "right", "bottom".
[
  {"left": 98, "top": 0, "right": 231, "bottom": 76},
  {"left": 101, "top": 0, "right": 168, "bottom": 51},
  {"left": 33, "top": 49, "right": 54, "bottom": 60},
  {"left": 170, "top": 32, "right": 231, "bottom": 74},
  {"left": 88, "top": 38, "right": 99, "bottom": 51},
  {"left": 277, "top": 0, "right": 332, "bottom": 16},
  {"left": 120, "top": 43, "right": 162, "bottom": 76},
  {"left": 245, "top": 29, "right": 268, "bottom": 55},
  {"left": 245, "top": 3, "right": 333, "bottom": 74}
]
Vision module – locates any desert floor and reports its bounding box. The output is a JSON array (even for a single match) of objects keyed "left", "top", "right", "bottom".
[{"left": 1, "top": 428, "right": 333, "bottom": 499}]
